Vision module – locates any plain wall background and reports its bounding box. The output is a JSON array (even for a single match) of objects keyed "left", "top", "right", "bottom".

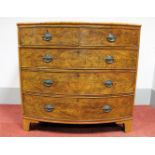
[
  {"left": 0, "top": 17, "right": 155, "bottom": 104},
  {"left": 152, "top": 68, "right": 155, "bottom": 90}
]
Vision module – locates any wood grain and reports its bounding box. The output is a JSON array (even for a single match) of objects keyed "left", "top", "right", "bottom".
[
  {"left": 17, "top": 22, "right": 141, "bottom": 132},
  {"left": 20, "top": 48, "right": 138, "bottom": 69},
  {"left": 18, "top": 26, "right": 140, "bottom": 48},
  {"left": 19, "top": 27, "right": 79, "bottom": 46},
  {"left": 23, "top": 94, "right": 134, "bottom": 121},
  {"left": 21, "top": 70, "right": 136, "bottom": 95},
  {"left": 80, "top": 28, "right": 139, "bottom": 47}
]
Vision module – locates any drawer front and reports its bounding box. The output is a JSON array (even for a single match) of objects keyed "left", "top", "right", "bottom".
[
  {"left": 23, "top": 95, "right": 134, "bottom": 121},
  {"left": 21, "top": 71, "right": 136, "bottom": 95},
  {"left": 20, "top": 48, "right": 138, "bottom": 69},
  {"left": 19, "top": 27, "right": 79, "bottom": 46},
  {"left": 80, "top": 28, "right": 139, "bottom": 47}
]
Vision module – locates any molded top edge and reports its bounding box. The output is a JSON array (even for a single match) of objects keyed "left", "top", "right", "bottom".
[{"left": 17, "top": 22, "right": 141, "bottom": 27}]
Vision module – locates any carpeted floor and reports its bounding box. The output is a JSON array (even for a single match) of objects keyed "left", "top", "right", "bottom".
[{"left": 0, "top": 105, "right": 155, "bottom": 137}]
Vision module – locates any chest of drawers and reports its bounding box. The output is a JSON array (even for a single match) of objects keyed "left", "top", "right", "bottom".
[{"left": 17, "top": 22, "right": 141, "bottom": 132}]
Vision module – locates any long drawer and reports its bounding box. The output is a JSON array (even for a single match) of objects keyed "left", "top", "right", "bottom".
[
  {"left": 18, "top": 27, "right": 139, "bottom": 47},
  {"left": 23, "top": 94, "right": 134, "bottom": 121},
  {"left": 21, "top": 70, "right": 136, "bottom": 95},
  {"left": 20, "top": 48, "right": 138, "bottom": 69}
]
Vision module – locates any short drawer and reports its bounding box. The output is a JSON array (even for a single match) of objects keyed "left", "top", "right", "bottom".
[
  {"left": 23, "top": 95, "right": 134, "bottom": 121},
  {"left": 20, "top": 48, "right": 138, "bottom": 69},
  {"left": 80, "top": 28, "right": 140, "bottom": 47},
  {"left": 21, "top": 71, "right": 136, "bottom": 95},
  {"left": 18, "top": 27, "right": 79, "bottom": 46}
]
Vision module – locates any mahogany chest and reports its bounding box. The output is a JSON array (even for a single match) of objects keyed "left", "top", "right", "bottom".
[{"left": 17, "top": 22, "right": 141, "bottom": 132}]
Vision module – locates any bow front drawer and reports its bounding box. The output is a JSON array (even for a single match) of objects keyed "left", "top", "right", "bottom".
[
  {"left": 20, "top": 48, "right": 138, "bottom": 69},
  {"left": 18, "top": 27, "right": 79, "bottom": 46},
  {"left": 23, "top": 95, "right": 134, "bottom": 122},
  {"left": 21, "top": 71, "right": 136, "bottom": 95},
  {"left": 80, "top": 28, "right": 140, "bottom": 47},
  {"left": 18, "top": 26, "right": 140, "bottom": 47}
]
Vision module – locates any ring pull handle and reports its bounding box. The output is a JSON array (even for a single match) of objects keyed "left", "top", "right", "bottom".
[
  {"left": 104, "top": 80, "right": 113, "bottom": 88},
  {"left": 43, "top": 31, "right": 52, "bottom": 41},
  {"left": 42, "top": 54, "right": 54, "bottom": 63},
  {"left": 102, "top": 105, "right": 112, "bottom": 113},
  {"left": 107, "top": 33, "right": 116, "bottom": 42},
  {"left": 43, "top": 79, "right": 53, "bottom": 87},
  {"left": 44, "top": 104, "right": 55, "bottom": 112}
]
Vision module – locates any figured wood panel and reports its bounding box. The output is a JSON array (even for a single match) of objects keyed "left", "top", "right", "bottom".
[
  {"left": 17, "top": 22, "right": 141, "bottom": 129},
  {"left": 20, "top": 48, "right": 138, "bottom": 69},
  {"left": 80, "top": 28, "right": 140, "bottom": 47},
  {"left": 23, "top": 95, "right": 134, "bottom": 121},
  {"left": 19, "top": 27, "right": 79, "bottom": 46},
  {"left": 21, "top": 71, "right": 136, "bottom": 95}
]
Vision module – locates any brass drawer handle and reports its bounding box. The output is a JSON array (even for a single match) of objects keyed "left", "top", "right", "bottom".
[
  {"left": 44, "top": 104, "right": 55, "bottom": 112},
  {"left": 105, "top": 55, "right": 114, "bottom": 64},
  {"left": 43, "top": 79, "right": 53, "bottom": 87},
  {"left": 104, "top": 80, "right": 113, "bottom": 88},
  {"left": 107, "top": 33, "right": 116, "bottom": 42},
  {"left": 102, "top": 105, "right": 112, "bottom": 113},
  {"left": 43, "top": 32, "right": 52, "bottom": 41},
  {"left": 42, "top": 54, "right": 54, "bottom": 63}
]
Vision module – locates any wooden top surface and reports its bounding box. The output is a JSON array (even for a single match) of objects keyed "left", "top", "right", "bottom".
[{"left": 17, "top": 22, "right": 141, "bottom": 27}]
